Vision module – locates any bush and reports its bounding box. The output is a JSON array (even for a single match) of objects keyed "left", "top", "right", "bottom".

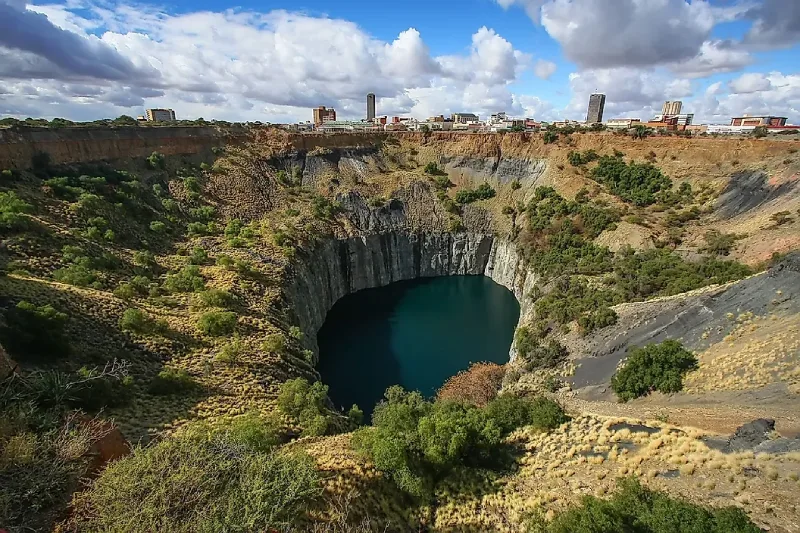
[
  {"left": 216, "top": 337, "right": 246, "bottom": 364},
  {"left": 540, "top": 477, "right": 759, "bottom": 533},
  {"left": 70, "top": 367, "right": 134, "bottom": 410},
  {"left": 196, "top": 310, "right": 237, "bottom": 336},
  {"left": 195, "top": 288, "right": 236, "bottom": 308},
  {"left": 188, "top": 247, "right": 209, "bottom": 265},
  {"left": 311, "top": 195, "right": 341, "bottom": 220},
  {"left": 424, "top": 162, "right": 445, "bottom": 175},
  {"left": 510, "top": 179, "right": 522, "bottom": 190},
  {"left": 543, "top": 131, "right": 558, "bottom": 144},
  {"left": 146, "top": 151, "right": 165, "bottom": 170},
  {"left": 119, "top": 308, "right": 165, "bottom": 335},
  {"left": 53, "top": 262, "right": 100, "bottom": 288},
  {"left": 590, "top": 155, "right": 672, "bottom": 206},
  {"left": 611, "top": 340, "right": 698, "bottom": 402},
  {"left": 163, "top": 265, "right": 205, "bottom": 293},
  {"left": 149, "top": 220, "right": 166, "bottom": 233},
  {"left": 148, "top": 368, "right": 197, "bottom": 395},
  {"left": 352, "top": 387, "right": 566, "bottom": 500},
  {"left": 76, "top": 420, "right": 322, "bottom": 532},
  {"left": 770, "top": 210, "right": 794, "bottom": 226},
  {"left": 0, "top": 301, "right": 70, "bottom": 360},
  {"left": 261, "top": 334, "right": 285, "bottom": 354},
  {"left": 515, "top": 330, "right": 569, "bottom": 370},
  {"left": 0, "top": 191, "right": 32, "bottom": 230},
  {"left": 455, "top": 183, "right": 496, "bottom": 204},
  {"left": 437, "top": 362, "right": 505, "bottom": 407},
  {"left": 132, "top": 250, "right": 157, "bottom": 269},
  {"left": 277, "top": 378, "right": 332, "bottom": 437},
  {"left": 701, "top": 230, "right": 742, "bottom": 256}
]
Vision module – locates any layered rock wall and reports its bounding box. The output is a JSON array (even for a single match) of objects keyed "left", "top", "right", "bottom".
[{"left": 286, "top": 230, "right": 536, "bottom": 362}]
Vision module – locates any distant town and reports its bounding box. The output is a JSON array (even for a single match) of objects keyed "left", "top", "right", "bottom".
[{"left": 3, "top": 93, "right": 797, "bottom": 136}]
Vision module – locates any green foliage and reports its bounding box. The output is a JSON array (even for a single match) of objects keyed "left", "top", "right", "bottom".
[
  {"left": 611, "top": 340, "right": 698, "bottom": 402},
  {"left": 567, "top": 149, "right": 599, "bottom": 167},
  {"left": 541, "top": 477, "right": 759, "bottom": 533},
  {"left": 534, "top": 278, "right": 619, "bottom": 332},
  {"left": 276, "top": 378, "right": 333, "bottom": 437},
  {"left": 352, "top": 387, "right": 567, "bottom": 500},
  {"left": 347, "top": 404, "right": 364, "bottom": 426},
  {"left": 0, "top": 301, "right": 69, "bottom": 360},
  {"left": 514, "top": 327, "right": 568, "bottom": 369},
  {"left": 455, "top": 183, "right": 496, "bottom": 204},
  {"left": 195, "top": 288, "right": 236, "bottom": 309},
  {"left": 424, "top": 162, "right": 445, "bottom": 175},
  {"left": 510, "top": 179, "right": 522, "bottom": 190},
  {"left": 77, "top": 417, "right": 322, "bottom": 532},
  {"left": 163, "top": 265, "right": 205, "bottom": 293},
  {"left": 70, "top": 367, "right": 134, "bottom": 411},
  {"left": 190, "top": 205, "right": 216, "bottom": 221},
  {"left": 701, "top": 230, "right": 742, "bottom": 256},
  {"left": 132, "top": 250, "right": 157, "bottom": 269},
  {"left": 0, "top": 191, "right": 32, "bottom": 229},
  {"left": 431, "top": 174, "right": 454, "bottom": 190},
  {"left": 119, "top": 308, "right": 165, "bottom": 335},
  {"left": 196, "top": 311, "right": 237, "bottom": 336},
  {"left": 188, "top": 246, "right": 209, "bottom": 265},
  {"left": 261, "top": 334, "right": 285, "bottom": 354},
  {"left": 543, "top": 131, "right": 558, "bottom": 144},
  {"left": 311, "top": 195, "right": 341, "bottom": 219},
  {"left": 631, "top": 124, "right": 652, "bottom": 140},
  {"left": 146, "top": 151, "right": 165, "bottom": 170},
  {"left": 216, "top": 337, "right": 246, "bottom": 365},
  {"left": 148, "top": 368, "right": 198, "bottom": 395},
  {"left": 289, "top": 326, "right": 304, "bottom": 340},
  {"left": 752, "top": 126, "right": 768, "bottom": 138},
  {"left": 590, "top": 155, "right": 672, "bottom": 206}
]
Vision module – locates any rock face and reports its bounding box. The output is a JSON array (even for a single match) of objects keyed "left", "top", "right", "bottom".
[{"left": 287, "top": 231, "right": 530, "bottom": 357}]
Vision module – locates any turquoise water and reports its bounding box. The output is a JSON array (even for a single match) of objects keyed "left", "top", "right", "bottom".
[{"left": 316, "top": 276, "right": 520, "bottom": 418}]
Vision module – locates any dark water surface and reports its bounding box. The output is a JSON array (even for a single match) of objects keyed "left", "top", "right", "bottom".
[{"left": 317, "top": 276, "right": 520, "bottom": 418}]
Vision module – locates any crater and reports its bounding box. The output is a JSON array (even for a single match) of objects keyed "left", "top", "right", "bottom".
[{"left": 317, "top": 276, "right": 520, "bottom": 417}]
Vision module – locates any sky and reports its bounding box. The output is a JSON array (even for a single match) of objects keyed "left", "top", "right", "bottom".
[{"left": 0, "top": 0, "right": 799, "bottom": 124}]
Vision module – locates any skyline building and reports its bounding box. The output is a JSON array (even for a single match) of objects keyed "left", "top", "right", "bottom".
[
  {"left": 367, "top": 93, "right": 376, "bottom": 121},
  {"left": 586, "top": 94, "right": 605, "bottom": 124}
]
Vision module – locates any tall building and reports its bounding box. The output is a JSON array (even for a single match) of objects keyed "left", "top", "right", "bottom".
[
  {"left": 586, "top": 94, "right": 605, "bottom": 124},
  {"left": 145, "top": 108, "right": 176, "bottom": 122},
  {"left": 366, "top": 93, "right": 376, "bottom": 121},
  {"left": 313, "top": 106, "right": 336, "bottom": 126},
  {"left": 661, "top": 101, "right": 682, "bottom": 116}
]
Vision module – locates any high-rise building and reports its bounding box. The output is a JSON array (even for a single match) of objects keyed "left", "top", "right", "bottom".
[
  {"left": 313, "top": 106, "right": 336, "bottom": 126},
  {"left": 366, "top": 93, "right": 376, "bottom": 121},
  {"left": 145, "top": 108, "right": 176, "bottom": 122},
  {"left": 661, "top": 101, "right": 683, "bottom": 116},
  {"left": 586, "top": 94, "right": 605, "bottom": 124}
]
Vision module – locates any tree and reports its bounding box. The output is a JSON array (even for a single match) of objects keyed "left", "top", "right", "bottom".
[
  {"left": 631, "top": 124, "right": 651, "bottom": 140},
  {"left": 752, "top": 126, "right": 768, "bottom": 138},
  {"left": 437, "top": 362, "right": 505, "bottom": 406},
  {"left": 276, "top": 378, "right": 333, "bottom": 436},
  {"left": 543, "top": 130, "right": 558, "bottom": 144},
  {"left": 611, "top": 340, "right": 698, "bottom": 401}
]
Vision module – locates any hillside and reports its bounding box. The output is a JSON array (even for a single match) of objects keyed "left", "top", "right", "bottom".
[{"left": 1, "top": 127, "right": 799, "bottom": 532}]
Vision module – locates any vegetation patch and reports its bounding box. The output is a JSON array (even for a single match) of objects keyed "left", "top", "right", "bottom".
[
  {"left": 0, "top": 301, "right": 70, "bottom": 360},
  {"left": 590, "top": 154, "right": 672, "bottom": 206},
  {"left": 611, "top": 340, "right": 698, "bottom": 401},
  {"left": 455, "top": 183, "right": 496, "bottom": 204}
]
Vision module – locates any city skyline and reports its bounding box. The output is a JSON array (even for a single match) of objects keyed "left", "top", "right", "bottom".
[{"left": 1, "top": 1, "right": 798, "bottom": 125}]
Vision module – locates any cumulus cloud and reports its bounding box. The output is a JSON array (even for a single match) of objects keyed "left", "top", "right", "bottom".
[
  {"left": 729, "top": 72, "right": 772, "bottom": 94},
  {"left": 670, "top": 40, "right": 753, "bottom": 78},
  {"left": 534, "top": 59, "right": 556, "bottom": 80},
  {"left": 0, "top": 2, "right": 540, "bottom": 122},
  {"left": 743, "top": 0, "right": 800, "bottom": 49},
  {"left": 539, "top": 0, "right": 715, "bottom": 69},
  {"left": 0, "top": 0, "right": 158, "bottom": 82}
]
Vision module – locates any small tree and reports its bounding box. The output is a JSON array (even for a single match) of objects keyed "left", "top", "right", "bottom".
[
  {"left": 276, "top": 378, "right": 332, "bottom": 436},
  {"left": 196, "top": 311, "right": 237, "bottom": 336},
  {"left": 543, "top": 131, "right": 558, "bottom": 144},
  {"left": 611, "top": 340, "right": 698, "bottom": 401},
  {"left": 752, "top": 126, "right": 768, "bottom": 138},
  {"left": 437, "top": 362, "right": 505, "bottom": 406}
]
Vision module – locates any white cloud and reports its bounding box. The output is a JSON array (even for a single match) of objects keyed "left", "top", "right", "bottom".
[
  {"left": 534, "top": 59, "right": 556, "bottom": 80},
  {"left": 670, "top": 40, "right": 753, "bottom": 78},
  {"left": 743, "top": 0, "right": 800, "bottom": 49},
  {"left": 0, "top": 2, "right": 535, "bottom": 122},
  {"left": 729, "top": 72, "right": 772, "bottom": 94}
]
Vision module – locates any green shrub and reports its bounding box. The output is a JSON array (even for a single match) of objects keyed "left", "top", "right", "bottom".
[
  {"left": 216, "top": 254, "right": 235, "bottom": 269},
  {"left": 347, "top": 405, "right": 364, "bottom": 426},
  {"left": 70, "top": 367, "right": 134, "bottom": 410},
  {"left": 149, "top": 220, "right": 167, "bottom": 233},
  {"left": 289, "top": 326, "right": 304, "bottom": 340},
  {"left": 543, "top": 131, "right": 558, "bottom": 144},
  {"left": 0, "top": 301, "right": 69, "bottom": 360},
  {"left": 590, "top": 154, "right": 672, "bottom": 206},
  {"left": 0, "top": 191, "right": 32, "bottom": 229},
  {"left": 611, "top": 340, "right": 698, "bottom": 402},
  {"left": 514, "top": 329, "right": 569, "bottom": 370},
  {"left": 195, "top": 288, "right": 236, "bottom": 309},
  {"left": 196, "top": 311, "right": 237, "bottom": 336},
  {"left": 567, "top": 149, "right": 598, "bottom": 166},
  {"left": 424, "top": 162, "right": 444, "bottom": 175},
  {"left": 119, "top": 308, "right": 165, "bottom": 335},
  {"left": 701, "top": 230, "right": 742, "bottom": 256},
  {"left": 163, "top": 265, "right": 205, "bottom": 293},
  {"left": 455, "top": 183, "right": 496, "bottom": 204},
  {"left": 146, "top": 151, "right": 165, "bottom": 170},
  {"left": 510, "top": 179, "right": 522, "bottom": 190},
  {"left": 148, "top": 368, "right": 197, "bottom": 395},
  {"left": 132, "top": 250, "right": 157, "bottom": 269},
  {"left": 76, "top": 418, "right": 321, "bottom": 532},
  {"left": 186, "top": 222, "right": 211, "bottom": 236},
  {"left": 352, "top": 387, "right": 566, "bottom": 500},
  {"left": 190, "top": 205, "right": 216, "bottom": 221},
  {"left": 276, "top": 378, "right": 332, "bottom": 437},
  {"left": 541, "top": 477, "right": 759, "bottom": 533},
  {"left": 311, "top": 195, "right": 341, "bottom": 219},
  {"left": 188, "top": 247, "right": 209, "bottom": 265},
  {"left": 261, "top": 334, "right": 285, "bottom": 354},
  {"left": 216, "top": 337, "right": 246, "bottom": 364}
]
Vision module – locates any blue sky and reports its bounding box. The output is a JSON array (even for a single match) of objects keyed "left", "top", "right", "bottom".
[{"left": 0, "top": 0, "right": 799, "bottom": 123}]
